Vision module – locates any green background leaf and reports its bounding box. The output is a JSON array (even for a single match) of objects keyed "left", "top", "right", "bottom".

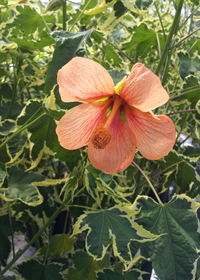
[
  {"left": 67, "top": 251, "right": 110, "bottom": 280},
  {"left": 44, "top": 30, "right": 92, "bottom": 106},
  {"left": 15, "top": 259, "right": 64, "bottom": 280},
  {"left": 134, "top": 195, "right": 200, "bottom": 280}
]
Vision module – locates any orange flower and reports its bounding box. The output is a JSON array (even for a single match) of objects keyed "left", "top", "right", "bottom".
[{"left": 56, "top": 57, "right": 176, "bottom": 174}]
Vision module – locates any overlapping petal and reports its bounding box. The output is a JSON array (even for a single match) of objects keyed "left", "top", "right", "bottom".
[
  {"left": 56, "top": 99, "right": 112, "bottom": 150},
  {"left": 57, "top": 57, "right": 115, "bottom": 103},
  {"left": 119, "top": 63, "right": 169, "bottom": 112},
  {"left": 88, "top": 110, "right": 136, "bottom": 174},
  {"left": 124, "top": 105, "right": 176, "bottom": 160}
]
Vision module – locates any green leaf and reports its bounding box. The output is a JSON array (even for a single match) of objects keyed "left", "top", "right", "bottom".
[
  {"left": 67, "top": 251, "right": 110, "bottom": 280},
  {"left": 123, "top": 23, "right": 165, "bottom": 57},
  {"left": 176, "top": 161, "right": 200, "bottom": 195},
  {"left": 0, "top": 120, "right": 16, "bottom": 136},
  {"left": 104, "top": 44, "right": 123, "bottom": 67},
  {"left": 159, "top": 150, "right": 184, "bottom": 169},
  {"left": 56, "top": 147, "right": 82, "bottom": 171},
  {"left": 0, "top": 101, "right": 22, "bottom": 121},
  {"left": 178, "top": 52, "right": 200, "bottom": 80},
  {"left": 195, "top": 258, "right": 200, "bottom": 280},
  {"left": 7, "top": 5, "right": 46, "bottom": 36},
  {"left": 84, "top": 168, "right": 102, "bottom": 206},
  {"left": 134, "top": 195, "right": 200, "bottom": 280},
  {"left": 135, "top": 0, "right": 153, "bottom": 10},
  {"left": 97, "top": 268, "right": 140, "bottom": 280},
  {"left": 72, "top": 206, "right": 158, "bottom": 262},
  {"left": 38, "top": 234, "right": 76, "bottom": 258},
  {"left": 1, "top": 166, "right": 44, "bottom": 206},
  {"left": 183, "top": 146, "right": 200, "bottom": 162},
  {"left": 181, "top": 76, "right": 200, "bottom": 107},
  {"left": 6, "top": 131, "right": 27, "bottom": 163},
  {"left": 10, "top": 31, "right": 55, "bottom": 50},
  {"left": 0, "top": 83, "right": 13, "bottom": 102},
  {"left": 17, "top": 100, "right": 61, "bottom": 164},
  {"left": 0, "top": 143, "right": 10, "bottom": 164},
  {"left": 0, "top": 163, "right": 6, "bottom": 187},
  {"left": 15, "top": 259, "right": 64, "bottom": 280},
  {"left": 108, "top": 69, "right": 126, "bottom": 85},
  {"left": 44, "top": 30, "right": 93, "bottom": 106}
]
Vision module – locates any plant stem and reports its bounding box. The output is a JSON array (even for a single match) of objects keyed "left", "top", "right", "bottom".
[
  {"left": 138, "top": 161, "right": 184, "bottom": 188},
  {"left": 166, "top": 108, "right": 197, "bottom": 116},
  {"left": 63, "top": 0, "right": 67, "bottom": 31},
  {"left": 63, "top": 211, "right": 69, "bottom": 233},
  {"left": 8, "top": 203, "right": 15, "bottom": 258},
  {"left": 162, "top": 52, "right": 171, "bottom": 86},
  {"left": 178, "top": 135, "right": 190, "bottom": 148},
  {"left": 182, "top": 4, "right": 199, "bottom": 26},
  {"left": 155, "top": 2, "right": 166, "bottom": 41},
  {"left": 169, "top": 85, "right": 200, "bottom": 100},
  {"left": 69, "top": 0, "right": 93, "bottom": 31},
  {"left": 67, "top": 205, "right": 100, "bottom": 211},
  {"left": 155, "top": 0, "right": 184, "bottom": 75},
  {"left": 0, "top": 188, "right": 83, "bottom": 276},
  {"left": 0, "top": 112, "right": 46, "bottom": 150},
  {"left": 132, "top": 161, "right": 163, "bottom": 205},
  {"left": 93, "top": 30, "right": 135, "bottom": 65},
  {"left": 172, "top": 27, "right": 200, "bottom": 48}
]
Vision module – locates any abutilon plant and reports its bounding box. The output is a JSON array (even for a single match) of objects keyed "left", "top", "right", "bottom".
[{"left": 0, "top": 0, "right": 200, "bottom": 279}]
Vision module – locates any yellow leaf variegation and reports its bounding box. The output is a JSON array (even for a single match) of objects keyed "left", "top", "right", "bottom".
[
  {"left": 43, "top": 85, "right": 57, "bottom": 111},
  {"left": 131, "top": 195, "right": 200, "bottom": 280},
  {"left": 72, "top": 205, "right": 160, "bottom": 263},
  {"left": 84, "top": 0, "right": 117, "bottom": 15}
]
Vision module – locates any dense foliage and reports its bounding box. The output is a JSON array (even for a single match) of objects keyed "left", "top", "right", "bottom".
[{"left": 0, "top": 0, "right": 200, "bottom": 279}]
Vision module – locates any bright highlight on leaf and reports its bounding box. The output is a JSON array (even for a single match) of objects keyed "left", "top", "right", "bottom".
[{"left": 56, "top": 57, "right": 176, "bottom": 174}]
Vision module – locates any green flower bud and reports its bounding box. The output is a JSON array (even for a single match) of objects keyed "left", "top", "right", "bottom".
[{"left": 45, "top": 0, "right": 62, "bottom": 13}]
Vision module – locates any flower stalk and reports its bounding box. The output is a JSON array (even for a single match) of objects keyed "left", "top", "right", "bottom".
[{"left": 132, "top": 161, "right": 163, "bottom": 205}]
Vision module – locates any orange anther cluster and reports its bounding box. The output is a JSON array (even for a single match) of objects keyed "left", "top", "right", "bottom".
[{"left": 90, "top": 123, "right": 112, "bottom": 149}]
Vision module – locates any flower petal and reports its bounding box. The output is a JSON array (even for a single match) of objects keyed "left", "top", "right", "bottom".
[
  {"left": 119, "top": 63, "right": 169, "bottom": 112},
  {"left": 88, "top": 110, "right": 136, "bottom": 174},
  {"left": 56, "top": 99, "right": 112, "bottom": 150},
  {"left": 124, "top": 105, "right": 176, "bottom": 160},
  {"left": 57, "top": 57, "right": 115, "bottom": 103}
]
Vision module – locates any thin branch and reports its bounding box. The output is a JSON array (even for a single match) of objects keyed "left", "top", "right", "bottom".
[
  {"left": 132, "top": 161, "right": 163, "bottom": 205},
  {"left": 93, "top": 30, "right": 135, "bottom": 65},
  {"left": 8, "top": 203, "right": 15, "bottom": 258},
  {"left": 188, "top": 40, "right": 198, "bottom": 53},
  {"left": 69, "top": 0, "right": 93, "bottom": 31},
  {"left": 138, "top": 161, "right": 184, "bottom": 188},
  {"left": 154, "top": 2, "right": 166, "bottom": 41},
  {"left": 166, "top": 108, "right": 197, "bottom": 116},
  {"left": 169, "top": 85, "right": 200, "bottom": 100},
  {"left": 172, "top": 27, "right": 200, "bottom": 48},
  {"left": 182, "top": 4, "right": 200, "bottom": 25}
]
